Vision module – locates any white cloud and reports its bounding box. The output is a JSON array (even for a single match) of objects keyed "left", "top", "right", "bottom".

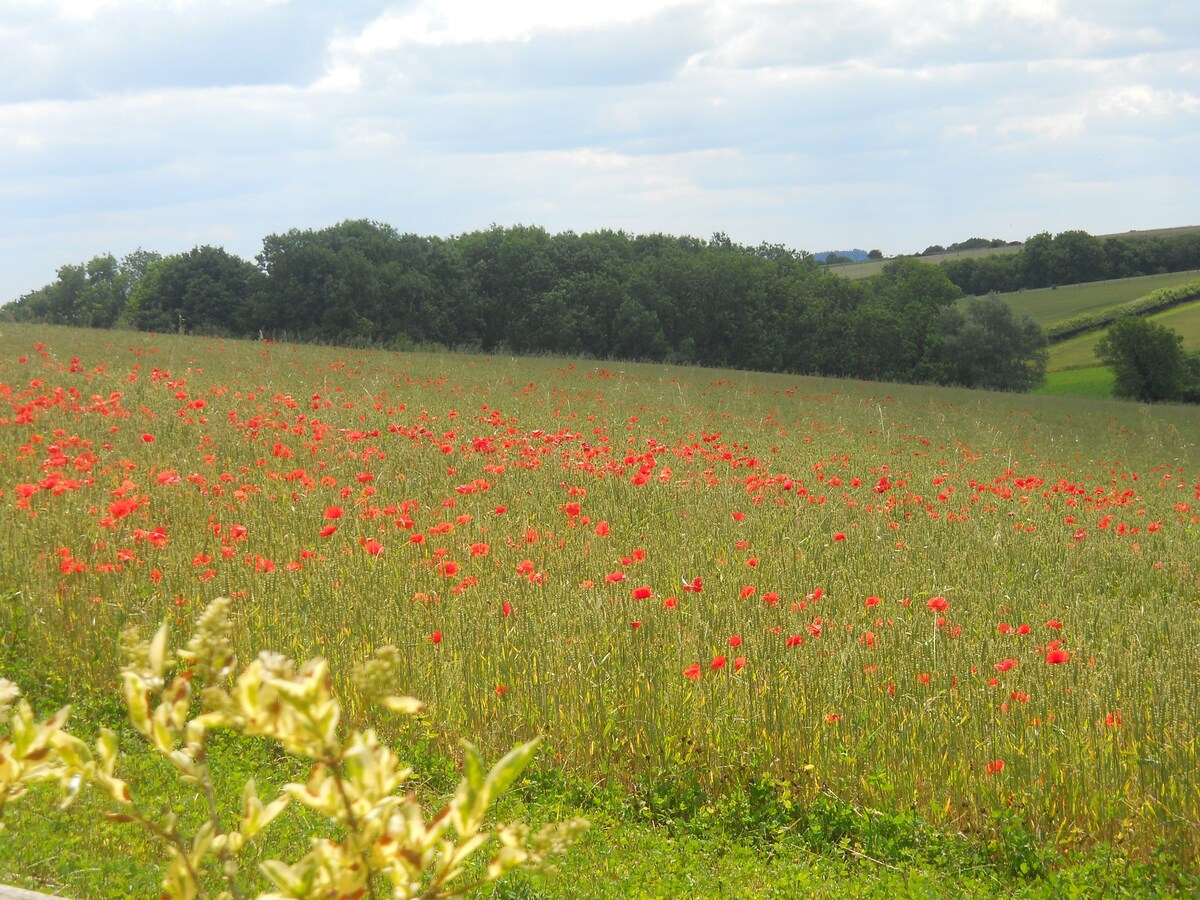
[
  {"left": 1, "top": 0, "right": 1198, "bottom": 301},
  {"left": 340, "top": 0, "right": 695, "bottom": 51},
  {"left": 1099, "top": 85, "right": 1200, "bottom": 117}
]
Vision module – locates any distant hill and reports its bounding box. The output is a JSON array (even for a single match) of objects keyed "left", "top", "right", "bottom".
[{"left": 815, "top": 249, "right": 871, "bottom": 263}]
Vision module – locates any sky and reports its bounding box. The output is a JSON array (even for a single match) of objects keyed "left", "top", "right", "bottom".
[{"left": 2, "top": 0, "right": 1198, "bottom": 301}]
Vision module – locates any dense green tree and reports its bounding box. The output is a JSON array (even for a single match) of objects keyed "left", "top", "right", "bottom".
[
  {"left": 257, "top": 220, "right": 397, "bottom": 342},
  {"left": 8, "top": 222, "right": 1121, "bottom": 393},
  {"left": 124, "top": 246, "right": 263, "bottom": 334},
  {"left": 935, "top": 295, "right": 1048, "bottom": 391},
  {"left": 6, "top": 250, "right": 160, "bottom": 328},
  {"left": 940, "top": 230, "right": 1200, "bottom": 296},
  {"left": 1095, "top": 317, "right": 1191, "bottom": 403},
  {"left": 1049, "top": 230, "right": 1105, "bottom": 285},
  {"left": 861, "top": 259, "right": 962, "bottom": 381}
]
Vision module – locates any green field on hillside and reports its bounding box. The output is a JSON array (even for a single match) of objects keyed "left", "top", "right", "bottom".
[
  {"left": 1152, "top": 300, "right": 1200, "bottom": 351},
  {"left": 992, "top": 271, "right": 1200, "bottom": 329},
  {"left": 1037, "top": 366, "right": 1115, "bottom": 398},
  {"left": 1046, "top": 298, "right": 1200, "bottom": 372},
  {"left": 2, "top": 324, "right": 1199, "bottom": 898}
]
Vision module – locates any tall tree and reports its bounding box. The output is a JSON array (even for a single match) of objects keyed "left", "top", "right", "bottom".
[
  {"left": 935, "top": 295, "right": 1048, "bottom": 391},
  {"left": 124, "top": 246, "right": 263, "bottom": 334},
  {"left": 1095, "top": 317, "right": 1190, "bottom": 403}
]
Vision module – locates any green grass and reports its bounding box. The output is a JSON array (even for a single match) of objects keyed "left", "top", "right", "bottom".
[
  {"left": 1046, "top": 298, "right": 1200, "bottom": 371},
  {"left": 992, "top": 271, "right": 1200, "bottom": 329},
  {"left": 1152, "top": 300, "right": 1200, "bottom": 352},
  {"left": 4, "top": 688, "right": 1193, "bottom": 899},
  {"left": 1037, "top": 367, "right": 1115, "bottom": 398},
  {"left": 2, "top": 323, "right": 1200, "bottom": 897}
]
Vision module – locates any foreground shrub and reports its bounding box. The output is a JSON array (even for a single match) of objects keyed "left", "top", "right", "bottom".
[{"left": 0, "top": 597, "right": 586, "bottom": 899}]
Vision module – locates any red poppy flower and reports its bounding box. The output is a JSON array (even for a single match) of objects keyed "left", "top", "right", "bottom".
[
  {"left": 683, "top": 663, "right": 702, "bottom": 680},
  {"left": 729, "top": 635, "right": 743, "bottom": 648},
  {"left": 360, "top": 538, "right": 383, "bottom": 556},
  {"left": 833, "top": 532, "right": 846, "bottom": 542},
  {"left": 710, "top": 655, "right": 727, "bottom": 670},
  {"left": 927, "top": 596, "right": 948, "bottom": 613},
  {"left": 605, "top": 571, "right": 627, "bottom": 583},
  {"left": 1045, "top": 649, "right": 1070, "bottom": 664},
  {"left": 740, "top": 585, "right": 756, "bottom": 599},
  {"left": 502, "top": 601, "right": 512, "bottom": 617},
  {"left": 1046, "top": 619, "right": 1063, "bottom": 630},
  {"left": 319, "top": 525, "right": 337, "bottom": 538},
  {"left": 324, "top": 506, "right": 343, "bottom": 520},
  {"left": 682, "top": 577, "right": 703, "bottom": 592},
  {"left": 734, "top": 657, "right": 747, "bottom": 671},
  {"left": 430, "top": 631, "right": 442, "bottom": 644},
  {"left": 140, "top": 433, "right": 155, "bottom": 443},
  {"left": 994, "top": 658, "right": 1018, "bottom": 672},
  {"left": 632, "top": 586, "right": 653, "bottom": 600},
  {"left": 987, "top": 759, "right": 1005, "bottom": 775},
  {"left": 785, "top": 635, "right": 804, "bottom": 648},
  {"left": 864, "top": 596, "right": 880, "bottom": 608}
]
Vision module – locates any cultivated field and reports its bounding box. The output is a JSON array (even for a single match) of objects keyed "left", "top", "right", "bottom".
[
  {"left": 996, "top": 271, "right": 1200, "bottom": 329},
  {"left": 1, "top": 324, "right": 1199, "bottom": 895},
  {"left": 1046, "top": 299, "right": 1200, "bottom": 372}
]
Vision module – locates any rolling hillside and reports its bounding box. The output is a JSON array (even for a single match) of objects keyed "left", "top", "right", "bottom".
[{"left": 992, "top": 270, "right": 1200, "bottom": 328}]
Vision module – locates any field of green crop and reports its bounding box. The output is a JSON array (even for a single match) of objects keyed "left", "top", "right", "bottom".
[
  {"left": 1046, "top": 299, "right": 1200, "bottom": 373},
  {"left": 997, "top": 271, "right": 1200, "bottom": 329},
  {"left": 1152, "top": 301, "right": 1200, "bottom": 352},
  {"left": 2, "top": 323, "right": 1199, "bottom": 897},
  {"left": 1037, "top": 367, "right": 1115, "bottom": 398}
]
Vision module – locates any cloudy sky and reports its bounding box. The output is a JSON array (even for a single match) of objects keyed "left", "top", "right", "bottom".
[{"left": 2, "top": 0, "right": 1197, "bottom": 300}]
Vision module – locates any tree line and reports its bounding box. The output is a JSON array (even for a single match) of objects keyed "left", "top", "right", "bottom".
[
  {"left": 939, "top": 229, "right": 1200, "bottom": 296},
  {"left": 5, "top": 220, "right": 1052, "bottom": 389}
]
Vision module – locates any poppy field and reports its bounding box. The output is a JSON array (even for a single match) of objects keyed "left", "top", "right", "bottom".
[{"left": 2, "top": 323, "right": 1199, "bottom": 875}]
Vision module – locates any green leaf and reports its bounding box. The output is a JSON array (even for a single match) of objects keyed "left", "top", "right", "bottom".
[
  {"left": 149, "top": 622, "right": 171, "bottom": 680},
  {"left": 376, "top": 695, "right": 425, "bottom": 715},
  {"left": 482, "top": 736, "right": 541, "bottom": 806},
  {"left": 461, "top": 741, "right": 485, "bottom": 793}
]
